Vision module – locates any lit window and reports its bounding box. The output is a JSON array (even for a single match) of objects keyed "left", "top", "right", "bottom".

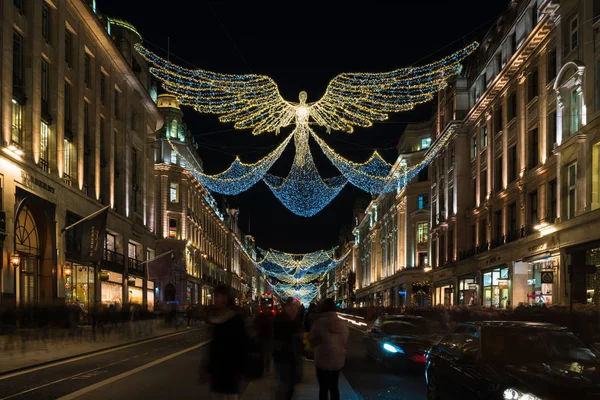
[
  {"left": 40, "top": 121, "right": 49, "bottom": 169},
  {"left": 421, "top": 137, "right": 431, "bottom": 150},
  {"left": 417, "top": 222, "right": 429, "bottom": 244},
  {"left": 418, "top": 194, "right": 429, "bottom": 210},
  {"left": 128, "top": 242, "right": 137, "bottom": 260},
  {"left": 11, "top": 99, "right": 23, "bottom": 145},
  {"left": 481, "top": 126, "right": 488, "bottom": 148},
  {"left": 170, "top": 151, "right": 177, "bottom": 165},
  {"left": 63, "top": 138, "right": 72, "bottom": 178},
  {"left": 170, "top": 183, "right": 179, "bottom": 203},
  {"left": 571, "top": 89, "right": 580, "bottom": 135},
  {"left": 169, "top": 218, "right": 178, "bottom": 239}
]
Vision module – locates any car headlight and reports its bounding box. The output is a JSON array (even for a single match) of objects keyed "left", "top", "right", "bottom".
[
  {"left": 382, "top": 342, "right": 404, "bottom": 354},
  {"left": 503, "top": 388, "right": 542, "bottom": 400}
]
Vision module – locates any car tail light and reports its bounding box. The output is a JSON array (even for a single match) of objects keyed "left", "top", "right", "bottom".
[
  {"left": 272, "top": 309, "right": 276, "bottom": 314},
  {"left": 409, "top": 354, "right": 427, "bottom": 363}
]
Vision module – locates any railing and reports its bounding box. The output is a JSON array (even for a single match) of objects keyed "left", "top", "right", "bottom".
[
  {"left": 103, "top": 248, "right": 124, "bottom": 265},
  {"left": 39, "top": 158, "right": 49, "bottom": 173},
  {"left": 128, "top": 257, "right": 145, "bottom": 275},
  {"left": 62, "top": 173, "right": 73, "bottom": 187}
]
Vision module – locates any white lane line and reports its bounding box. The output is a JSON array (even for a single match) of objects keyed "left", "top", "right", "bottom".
[
  {"left": 0, "top": 328, "right": 204, "bottom": 381},
  {"left": 57, "top": 340, "right": 210, "bottom": 400}
]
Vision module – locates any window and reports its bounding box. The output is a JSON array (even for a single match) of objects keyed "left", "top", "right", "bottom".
[
  {"left": 417, "top": 222, "right": 428, "bottom": 244},
  {"left": 472, "top": 178, "right": 477, "bottom": 206},
  {"left": 42, "top": 2, "right": 50, "bottom": 42},
  {"left": 169, "top": 218, "right": 178, "bottom": 239},
  {"left": 417, "top": 166, "right": 428, "bottom": 182},
  {"left": 528, "top": 190, "right": 538, "bottom": 226},
  {"left": 548, "top": 111, "right": 557, "bottom": 156},
  {"left": 418, "top": 194, "right": 429, "bottom": 210},
  {"left": 531, "top": 6, "right": 538, "bottom": 27},
  {"left": 481, "top": 126, "right": 488, "bottom": 148},
  {"left": 494, "top": 107, "right": 503, "bottom": 133},
  {"left": 170, "top": 183, "right": 179, "bottom": 203},
  {"left": 527, "top": 68, "right": 538, "bottom": 102},
  {"left": 479, "top": 219, "right": 487, "bottom": 248},
  {"left": 64, "top": 82, "right": 72, "bottom": 133},
  {"left": 570, "top": 16, "right": 578, "bottom": 52},
  {"left": 84, "top": 53, "right": 91, "bottom": 88},
  {"left": 448, "top": 186, "right": 454, "bottom": 216},
  {"left": 549, "top": 179, "right": 557, "bottom": 222},
  {"left": 13, "top": 31, "right": 24, "bottom": 91},
  {"left": 171, "top": 119, "right": 179, "bottom": 139},
  {"left": 65, "top": 29, "right": 72, "bottom": 67},
  {"left": 100, "top": 74, "right": 106, "bottom": 105},
  {"left": 480, "top": 170, "right": 487, "bottom": 204},
  {"left": 568, "top": 163, "right": 576, "bottom": 219},
  {"left": 14, "top": 0, "right": 24, "bottom": 14},
  {"left": 421, "top": 137, "right": 431, "bottom": 150},
  {"left": 547, "top": 49, "right": 557, "bottom": 82},
  {"left": 494, "top": 156, "right": 503, "bottom": 193},
  {"left": 105, "top": 233, "right": 116, "bottom": 252},
  {"left": 508, "top": 146, "right": 517, "bottom": 183},
  {"left": 128, "top": 242, "right": 137, "bottom": 260},
  {"left": 131, "top": 110, "right": 137, "bottom": 131},
  {"left": 471, "top": 134, "right": 477, "bottom": 158},
  {"left": 470, "top": 224, "right": 476, "bottom": 250},
  {"left": 40, "top": 121, "right": 49, "bottom": 170},
  {"left": 63, "top": 138, "right": 73, "bottom": 183},
  {"left": 508, "top": 92, "right": 517, "bottom": 121},
  {"left": 448, "top": 230, "right": 454, "bottom": 262},
  {"left": 11, "top": 99, "right": 23, "bottom": 146},
  {"left": 41, "top": 59, "right": 50, "bottom": 114},
  {"left": 495, "top": 209, "right": 503, "bottom": 241},
  {"left": 508, "top": 202, "right": 517, "bottom": 234},
  {"left": 571, "top": 89, "right": 580, "bottom": 135},
  {"left": 114, "top": 89, "right": 120, "bottom": 120},
  {"left": 528, "top": 128, "right": 539, "bottom": 170},
  {"left": 510, "top": 32, "right": 517, "bottom": 54},
  {"left": 170, "top": 151, "right": 177, "bottom": 165}
]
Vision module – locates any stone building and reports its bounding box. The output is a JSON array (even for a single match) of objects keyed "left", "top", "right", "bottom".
[
  {"left": 353, "top": 122, "right": 432, "bottom": 308},
  {"left": 0, "top": 0, "right": 162, "bottom": 315},
  {"left": 429, "top": 0, "right": 600, "bottom": 308}
]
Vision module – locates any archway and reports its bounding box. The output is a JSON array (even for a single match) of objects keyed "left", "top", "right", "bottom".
[
  {"left": 15, "top": 205, "right": 40, "bottom": 305},
  {"left": 164, "top": 283, "right": 175, "bottom": 302}
]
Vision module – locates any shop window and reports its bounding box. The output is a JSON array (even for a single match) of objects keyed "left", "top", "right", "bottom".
[
  {"left": 483, "top": 267, "right": 510, "bottom": 308},
  {"left": 458, "top": 277, "right": 477, "bottom": 306},
  {"left": 169, "top": 218, "right": 178, "bottom": 239},
  {"left": 170, "top": 183, "right": 179, "bottom": 203},
  {"left": 417, "top": 222, "right": 428, "bottom": 244},
  {"left": 527, "top": 260, "right": 554, "bottom": 306},
  {"left": 64, "top": 263, "right": 95, "bottom": 320},
  {"left": 528, "top": 128, "right": 539, "bottom": 169},
  {"left": 471, "top": 134, "right": 477, "bottom": 159},
  {"left": 568, "top": 163, "right": 577, "bottom": 219},
  {"left": 418, "top": 194, "right": 429, "bottom": 209},
  {"left": 11, "top": 99, "right": 23, "bottom": 146}
]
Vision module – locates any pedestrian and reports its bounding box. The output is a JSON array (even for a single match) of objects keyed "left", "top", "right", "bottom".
[
  {"left": 309, "top": 298, "right": 349, "bottom": 400},
  {"left": 186, "top": 304, "right": 193, "bottom": 328},
  {"left": 272, "top": 298, "right": 300, "bottom": 400},
  {"left": 253, "top": 305, "right": 274, "bottom": 373},
  {"left": 206, "top": 285, "right": 249, "bottom": 400},
  {"left": 303, "top": 303, "right": 317, "bottom": 361}
]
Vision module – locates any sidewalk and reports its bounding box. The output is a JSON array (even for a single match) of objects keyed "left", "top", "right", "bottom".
[
  {"left": 242, "top": 360, "right": 360, "bottom": 400},
  {"left": 0, "top": 320, "right": 205, "bottom": 375}
]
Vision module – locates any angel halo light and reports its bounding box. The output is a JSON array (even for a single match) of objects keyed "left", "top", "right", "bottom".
[{"left": 137, "top": 42, "right": 478, "bottom": 217}]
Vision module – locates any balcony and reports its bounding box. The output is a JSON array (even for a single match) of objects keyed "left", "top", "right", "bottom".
[
  {"left": 102, "top": 248, "right": 125, "bottom": 273},
  {"left": 128, "top": 257, "right": 145, "bottom": 276},
  {"left": 62, "top": 173, "right": 74, "bottom": 187},
  {"left": 39, "top": 158, "right": 49, "bottom": 173}
]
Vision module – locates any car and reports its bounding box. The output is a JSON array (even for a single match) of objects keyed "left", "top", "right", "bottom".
[
  {"left": 425, "top": 321, "right": 600, "bottom": 400},
  {"left": 363, "top": 315, "right": 444, "bottom": 369}
]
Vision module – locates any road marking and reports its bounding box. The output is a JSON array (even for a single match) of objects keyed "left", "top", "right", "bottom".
[
  {"left": 0, "top": 328, "right": 204, "bottom": 381},
  {"left": 57, "top": 340, "right": 210, "bottom": 400},
  {"left": 346, "top": 323, "right": 367, "bottom": 334}
]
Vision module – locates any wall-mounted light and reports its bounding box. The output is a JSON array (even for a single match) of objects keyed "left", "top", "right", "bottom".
[{"left": 10, "top": 254, "right": 20, "bottom": 268}]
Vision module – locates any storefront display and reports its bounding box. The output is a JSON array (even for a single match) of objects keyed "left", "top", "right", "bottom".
[
  {"left": 64, "top": 263, "right": 95, "bottom": 318},
  {"left": 434, "top": 282, "right": 454, "bottom": 306},
  {"left": 129, "top": 277, "right": 144, "bottom": 304},
  {"left": 483, "top": 266, "right": 510, "bottom": 308},
  {"left": 527, "top": 259, "right": 554, "bottom": 306},
  {"left": 101, "top": 271, "right": 123, "bottom": 305},
  {"left": 458, "top": 276, "right": 478, "bottom": 306}
]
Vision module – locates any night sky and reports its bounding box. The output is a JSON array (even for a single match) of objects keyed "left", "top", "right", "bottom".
[{"left": 99, "top": 0, "right": 509, "bottom": 253}]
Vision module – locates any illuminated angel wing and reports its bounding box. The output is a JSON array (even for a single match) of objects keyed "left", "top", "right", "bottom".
[
  {"left": 310, "top": 42, "right": 478, "bottom": 133},
  {"left": 135, "top": 44, "right": 295, "bottom": 135}
]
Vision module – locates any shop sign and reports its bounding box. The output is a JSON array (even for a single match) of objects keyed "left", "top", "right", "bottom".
[
  {"left": 541, "top": 271, "right": 553, "bottom": 284},
  {"left": 528, "top": 243, "right": 547, "bottom": 253},
  {"left": 497, "top": 279, "right": 509, "bottom": 289},
  {"left": 21, "top": 171, "right": 56, "bottom": 194}
]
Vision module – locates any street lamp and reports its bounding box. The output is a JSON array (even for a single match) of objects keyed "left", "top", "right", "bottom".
[{"left": 10, "top": 253, "right": 20, "bottom": 268}]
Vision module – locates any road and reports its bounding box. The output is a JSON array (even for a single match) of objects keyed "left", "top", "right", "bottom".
[
  {"left": 0, "top": 318, "right": 425, "bottom": 400},
  {"left": 343, "top": 321, "right": 427, "bottom": 400}
]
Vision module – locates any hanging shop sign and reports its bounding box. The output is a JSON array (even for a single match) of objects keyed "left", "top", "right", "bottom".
[
  {"left": 541, "top": 271, "right": 553, "bottom": 284},
  {"left": 497, "top": 279, "right": 509, "bottom": 289}
]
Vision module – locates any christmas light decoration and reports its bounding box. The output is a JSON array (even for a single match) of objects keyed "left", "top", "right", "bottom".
[
  {"left": 137, "top": 42, "right": 477, "bottom": 214},
  {"left": 270, "top": 282, "right": 322, "bottom": 305}
]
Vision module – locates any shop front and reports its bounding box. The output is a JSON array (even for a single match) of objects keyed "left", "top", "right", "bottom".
[
  {"left": 64, "top": 263, "right": 95, "bottom": 320},
  {"left": 526, "top": 257, "right": 555, "bottom": 306},
  {"left": 147, "top": 281, "right": 155, "bottom": 310},
  {"left": 434, "top": 280, "right": 454, "bottom": 306},
  {"left": 128, "top": 276, "right": 144, "bottom": 305},
  {"left": 458, "top": 275, "right": 478, "bottom": 306},
  {"left": 482, "top": 266, "right": 510, "bottom": 308},
  {"left": 100, "top": 270, "right": 123, "bottom": 305}
]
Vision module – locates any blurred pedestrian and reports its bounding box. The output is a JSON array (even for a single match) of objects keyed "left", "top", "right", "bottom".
[
  {"left": 303, "top": 303, "right": 317, "bottom": 361},
  {"left": 309, "top": 298, "right": 349, "bottom": 400},
  {"left": 186, "top": 305, "right": 193, "bottom": 328},
  {"left": 273, "top": 298, "right": 300, "bottom": 400},
  {"left": 253, "top": 305, "right": 274, "bottom": 373},
  {"left": 206, "top": 285, "right": 249, "bottom": 400}
]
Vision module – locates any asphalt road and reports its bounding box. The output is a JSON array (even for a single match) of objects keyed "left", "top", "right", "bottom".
[{"left": 343, "top": 324, "right": 427, "bottom": 400}]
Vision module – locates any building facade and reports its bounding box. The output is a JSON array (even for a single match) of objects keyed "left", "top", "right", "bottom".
[
  {"left": 353, "top": 122, "right": 432, "bottom": 308},
  {"left": 152, "top": 94, "right": 263, "bottom": 310},
  {"left": 0, "top": 0, "right": 162, "bottom": 316},
  {"left": 428, "top": 0, "right": 600, "bottom": 309}
]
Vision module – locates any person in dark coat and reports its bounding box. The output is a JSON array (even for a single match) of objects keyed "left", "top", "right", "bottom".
[
  {"left": 253, "top": 305, "right": 274, "bottom": 372},
  {"left": 272, "top": 298, "right": 300, "bottom": 400},
  {"left": 206, "top": 285, "right": 248, "bottom": 400}
]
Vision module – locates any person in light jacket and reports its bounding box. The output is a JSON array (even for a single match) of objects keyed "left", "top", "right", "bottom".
[{"left": 309, "top": 298, "right": 349, "bottom": 400}]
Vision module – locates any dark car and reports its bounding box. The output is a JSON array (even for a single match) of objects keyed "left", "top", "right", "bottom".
[
  {"left": 363, "top": 315, "right": 444, "bottom": 369},
  {"left": 425, "top": 321, "right": 600, "bottom": 400}
]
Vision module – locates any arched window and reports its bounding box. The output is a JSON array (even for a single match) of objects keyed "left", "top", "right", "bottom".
[{"left": 553, "top": 61, "right": 585, "bottom": 145}]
